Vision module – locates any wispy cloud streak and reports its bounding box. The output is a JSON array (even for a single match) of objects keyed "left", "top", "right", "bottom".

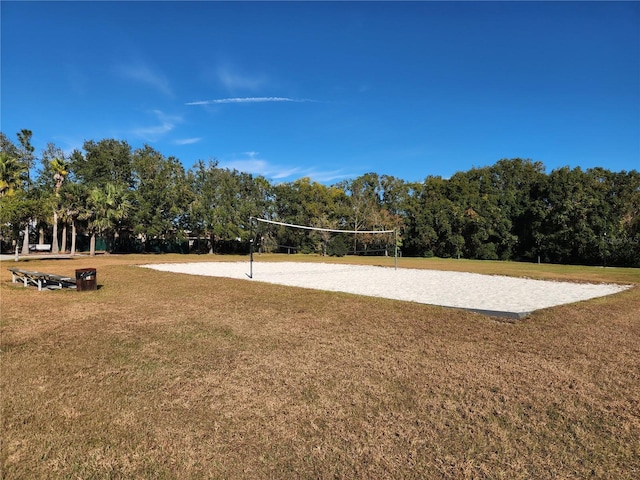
[
  {"left": 174, "top": 137, "right": 202, "bottom": 145},
  {"left": 217, "top": 66, "right": 267, "bottom": 91},
  {"left": 131, "top": 110, "right": 181, "bottom": 141},
  {"left": 186, "top": 97, "right": 307, "bottom": 106},
  {"left": 218, "top": 152, "right": 354, "bottom": 184},
  {"left": 116, "top": 64, "right": 173, "bottom": 97}
]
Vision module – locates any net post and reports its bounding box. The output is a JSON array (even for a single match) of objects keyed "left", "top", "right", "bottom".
[
  {"left": 394, "top": 228, "right": 398, "bottom": 270},
  {"left": 248, "top": 216, "right": 254, "bottom": 279}
]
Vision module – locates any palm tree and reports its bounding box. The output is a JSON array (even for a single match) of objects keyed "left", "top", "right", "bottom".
[
  {"left": 17, "top": 130, "right": 36, "bottom": 255},
  {"left": 0, "top": 152, "right": 25, "bottom": 198},
  {"left": 49, "top": 157, "right": 68, "bottom": 253},
  {"left": 0, "top": 152, "right": 26, "bottom": 250},
  {"left": 60, "top": 183, "right": 87, "bottom": 256},
  {"left": 81, "top": 183, "right": 132, "bottom": 256}
]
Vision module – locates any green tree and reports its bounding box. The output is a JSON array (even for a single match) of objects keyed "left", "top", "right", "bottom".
[
  {"left": 236, "top": 171, "right": 273, "bottom": 243},
  {"left": 15, "top": 130, "right": 36, "bottom": 254},
  {"left": 272, "top": 177, "right": 346, "bottom": 254},
  {"left": 188, "top": 161, "right": 272, "bottom": 255},
  {"left": 610, "top": 170, "right": 640, "bottom": 266},
  {"left": 70, "top": 139, "right": 133, "bottom": 188},
  {"left": 59, "top": 183, "right": 88, "bottom": 256},
  {"left": 132, "top": 145, "right": 193, "bottom": 251},
  {"left": 0, "top": 152, "right": 25, "bottom": 198},
  {"left": 338, "top": 173, "right": 384, "bottom": 254},
  {"left": 482, "top": 159, "right": 547, "bottom": 260},
  {"left": 403, "top": 176, "right": 459, "bottom": 257},
  {"left": 444, "top": 168, "right": 515, "bottom": 260},
  {"left": 17, "top": 129, "right": 35, "bottom": 184},
  {"left": 0, "top": 132, "right": 20, "bottom": 159},
  {"left": 0, "top": 191, "right": 39, "bottom": 250},
  {"left": 38, "top": 143, "right": 69, "bottom": 253},
  {"left": 0, "top": 133, "right": 26, "bottom": 249},
  {"left": 81, "top": 183, "right": 132, "bottom": 256},
  {"left": 541, "top": 167, "right": 595, "bottom": 264}
]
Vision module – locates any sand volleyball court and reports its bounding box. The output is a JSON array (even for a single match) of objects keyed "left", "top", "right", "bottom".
[{"left": 142, "top": 262, "right": 630, "bottom": 319}]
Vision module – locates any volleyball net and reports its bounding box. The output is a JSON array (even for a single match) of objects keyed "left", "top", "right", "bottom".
[{"left": 247, "top": 217, "right": 398, "bottom": 278}]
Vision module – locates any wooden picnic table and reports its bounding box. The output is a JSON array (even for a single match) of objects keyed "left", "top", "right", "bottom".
[{"left": 8, "top": 267, "right": 76, "bottom": 291}]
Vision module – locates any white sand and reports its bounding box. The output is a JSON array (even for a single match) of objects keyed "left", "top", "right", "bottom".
[{"left": 141, "top": 261, "right": 631, "bottom": 318}]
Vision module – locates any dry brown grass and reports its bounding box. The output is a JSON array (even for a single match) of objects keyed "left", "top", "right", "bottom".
[{"left": 2, "top": 254, "right": 639, "bottom": 479}]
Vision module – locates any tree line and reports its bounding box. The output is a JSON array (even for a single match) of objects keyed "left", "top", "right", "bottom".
[{"left": 1, "top": 129, "right": 639, "bottom": 266}]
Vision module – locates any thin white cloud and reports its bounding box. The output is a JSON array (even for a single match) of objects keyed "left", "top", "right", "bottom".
[
  {"left": 131, "top": 123, "right": 173, "bottom": 139},
  {"left": 217, "top": 66, "right": 268, "bottom": 91},
  {"left": 220, "top": 159, "right": 274, "bottom": 174},
  {"left": 174, "top": 137, "right": 202, "bottom": 146},
  {"left": 271, "top": 167, "right": 304, "bottom": 180},
  {"left": 218, "top": 152, "right": 354, "bottom": 184},
  {"left": 221, "top": 152, "right": 293, "bottom": 175},
  {"left": 131, "top": 110, "right": 182, "bottom": 141},
  {"left": 304, "top": 169, "right": 356, "bottom": 183},
  {"left": 116, "top": 64, "right": 173, "bottom": 97},
  {"left": 186, "top": 97, "right": 301, "bottom": 106}
]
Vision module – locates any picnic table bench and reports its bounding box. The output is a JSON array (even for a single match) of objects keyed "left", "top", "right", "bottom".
[
  {"left": 8, "top": 267, "right": 76, "bottom": 291},
  {"left": 29, "top": 244, "right": 52, "bottom": 252}
]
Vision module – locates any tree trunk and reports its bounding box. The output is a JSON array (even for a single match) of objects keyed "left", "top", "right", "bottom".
[
  {"left": 61, "top": 223, "right": 67, "bottom": 253},
  {"left": 90, "top": 232, "right": 96, "bottom": 256},
  {"left": 21, "top": 223, "right": 29, "bottom": 255},
  {"left": 52, "top": 210, "right": 59, "bottom": 254},
  {"left": 39, "top": 226, "right": 45, "bottom": 245},
  {"left": 70, "top": 221, "right": 77, "bottom": 256}
]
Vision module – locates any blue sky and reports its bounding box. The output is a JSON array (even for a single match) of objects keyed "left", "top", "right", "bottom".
[{"left": 2, "top": 1, "right": 639, "bottom": 184}]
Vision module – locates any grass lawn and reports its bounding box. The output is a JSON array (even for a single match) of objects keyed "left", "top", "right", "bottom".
[{"left": 2, "top": 254, "right": 639, "bottom": 479}]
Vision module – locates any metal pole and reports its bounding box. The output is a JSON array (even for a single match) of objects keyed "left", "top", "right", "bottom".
[
  {"left": 394, "top": 229, "right": 398, "bottom": 270},
  {"left": 248, "top": 216, "right": 254, "bottom": 278}
]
